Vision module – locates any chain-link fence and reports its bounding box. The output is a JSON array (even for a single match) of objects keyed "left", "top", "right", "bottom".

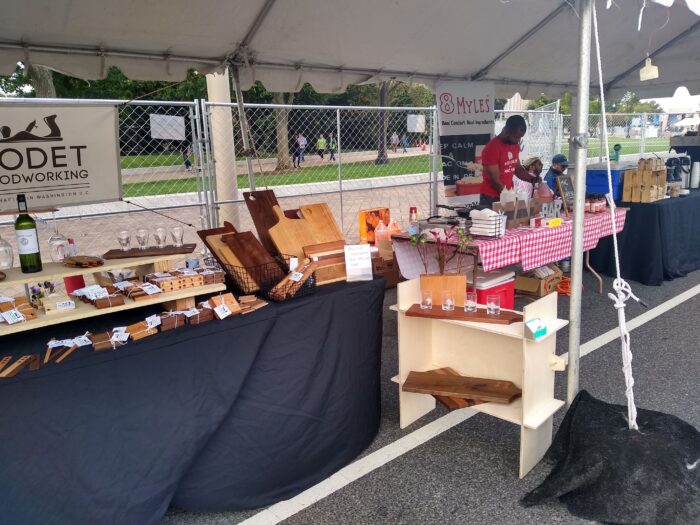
[{"left": 560, "top": 112, "right": 676, "bottom": 161}]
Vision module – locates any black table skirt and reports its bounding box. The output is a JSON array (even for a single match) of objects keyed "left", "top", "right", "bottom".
[
  {"left": 589, "top": 190, "right": 700, "bottom": 286},
  {"left": 0, "top": 279, "right": 384, "bottom": 525}
]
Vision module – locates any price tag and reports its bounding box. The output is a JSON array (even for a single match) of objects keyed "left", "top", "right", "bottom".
[
  {"left": 112, "top": 281, "right": 133, "bottom": 292},
  {"left": 177, "top": 268, "right": 197, "bottom": 276},
  {"left": 1, "top": 309, "right": 25, "bottom": 325},
  {"left": 289, "top": 257, "right": 299, "bottom": 272},
  {"left": 182, "top": 308, "right": 200, "bottom": 318},
  {"left": 153, "top": 272, "right": 172, "bottom": 278},
  {"left": 344, "top": 244, "right": 373, "bottom": 282},
  {"left": 48, "top": 339, "right": 73, "bottom": 348},
  {"left": 199, "top": 270, "right": 214, "bottom": 276},
  {"left": 0, "top": 296, "right": 14, "bottom": 304},
  {"left": 213, "top": 304, "right": 232, "bottom": 319},
  {"left": 56, "top": 300, "right": 76, "bottom": 311},
  {"left": 72, "top": 336, "right": 92, "bottom": 347},
  {"left": 289, "top": 271, "right": 304, "bottom": 282},
  {"left": 112, "top": 326, "right": 127, "bottom": 334},
  {"left": 139, "top": 283, "right": 162, "bottom": 295},
  {"left": 111, "top": 332, "right": 129, "bottom": 343},
  {"left": 145, "top": 314, "right": 162, "bottom": 329},
  {"left": 199, "top": 301, "right": 212, "bottom": 310}
]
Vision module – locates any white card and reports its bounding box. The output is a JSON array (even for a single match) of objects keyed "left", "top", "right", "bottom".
[
  {"left": 111, "top": 332, "right": 129, "bottom": 343},
  {"left": 56, "top": 300, "right": 76, "bottom": 311},
  {"left": 289, "top": 271, "right": 304, "bottom": 282},
  {"left": 214, "top": 304, "right": 232, "bottom": 319},
  {"left": 139, "top": 283, "right": 162, "bottom": 295},
  {"left": 199, "top": 301, "right": 212, "bottom": 310},
  {"left": 199, "top": 270, "right": 214, "bottom": 276},
  {"left": 145, "top": 314, "right": 162, "bottom": 329},
  {"left": 72, "top": 336, "right": 92, "bottom": 347},
  {"left": 1, "top": 309, "right": 25, "bottom": 324},
  {"left": 289, "top": 257, "right": 299, "bottom": 272},
  {"left": 112, "top": 281, "right": 133, "bottom": 291},
  {"left": 48, "top": 339, "right": 73, "bottom": 348},
  {"left": 112, "top": 326, "right": 127, "bottom": 334},
  {"left": 0, "top": 296, "right": 14, "bottom": 304},
  {"left": 344, "top": 244, "right": 373, "bottom": 282},
  {"left": 153, "top": 272, "right": 172, "bottom": 278},
  {"left": 182, "top": 308, "right": 200, "bottom": 318}
]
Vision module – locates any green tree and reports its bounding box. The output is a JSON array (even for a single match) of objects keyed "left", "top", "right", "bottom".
[{"left": 0, "top": 64, "right": 33, "bottom": 97}]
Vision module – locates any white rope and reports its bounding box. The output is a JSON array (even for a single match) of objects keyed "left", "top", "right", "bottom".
[{"left": 592, "top": 1, "right": 639, "bottom": 431}]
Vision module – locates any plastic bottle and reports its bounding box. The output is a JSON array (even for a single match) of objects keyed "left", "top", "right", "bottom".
[
  {"left": 374, "top": 220, "right": 389, "bottom": 242},
  {"left": 408, "top": 207, "right": 419, "bottom": 236}
]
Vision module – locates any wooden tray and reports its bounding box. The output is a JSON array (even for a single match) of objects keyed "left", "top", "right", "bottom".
[
  {"left": 404, "top": 304, "right": 523, "bottom": 325},
  {"left": 402, "top": 370, "right": 521, "bottom": 404},
  {"left": 430, "top": 367, "right": 484, "bottom": 410},
  {"left": 102, "top": 244, "right": 196, "bottom": 260}
]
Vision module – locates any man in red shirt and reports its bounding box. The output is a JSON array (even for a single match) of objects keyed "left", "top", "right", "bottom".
[{"left": 480, "top": 115, "right": 539, "bottom": 206}]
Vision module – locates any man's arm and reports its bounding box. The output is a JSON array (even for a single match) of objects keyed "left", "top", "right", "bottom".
[
  {"left": 483, "top": 164, "right": 504, "bottom": 193},
  {"left": 515, "top": 163, "right": 537, "bottom": 183}
]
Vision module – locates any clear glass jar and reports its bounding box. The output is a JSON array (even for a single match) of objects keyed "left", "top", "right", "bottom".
[{"left": 0, "top": 234, "right": 13, "bottom": 270}]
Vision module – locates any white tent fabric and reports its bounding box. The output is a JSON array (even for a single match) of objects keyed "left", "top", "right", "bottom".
[{"left": 0, "top": 0, "right": 697, "bottom": 98}]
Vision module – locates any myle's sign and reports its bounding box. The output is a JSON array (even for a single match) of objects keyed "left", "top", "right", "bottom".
[{"left": 0, "top": 104, "right": 121, "bottom": 212}]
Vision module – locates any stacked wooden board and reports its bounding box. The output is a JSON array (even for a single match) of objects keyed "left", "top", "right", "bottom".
[{"left": 622, "top": 158, "right": 667, "bottom": 203}]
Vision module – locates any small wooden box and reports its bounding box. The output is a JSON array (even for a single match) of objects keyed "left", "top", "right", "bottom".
[
  {"left": 146, "top": 275, "right": 182, "bottom": 293},
  {"left": 126, "top": 321, "right": 158, "bottom": 341},
  {"left": 42, "top": 295, "right": 76, "bottom": 315},
  {"left": 89, "top": 332, "right": 125, "bottom": 352},
  {"left": 160, "top": 312, "right": 187, "bottom": 331},
  {"left": 208, "top": 292, "right": 242, "bottom": 319},
  {"left": 188, "top": 307, "right": 214, "bottom": 325}
]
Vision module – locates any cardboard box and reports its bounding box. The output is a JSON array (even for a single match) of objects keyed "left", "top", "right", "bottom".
[
  {"left": 515, "top": 264, "right": 563, "bottom": 297},
  {"left": 372, "top": 256, "right": 403, "bottom": 289},
  {"left": 358, "top": 207, "right": 390, "bottom": 244}
]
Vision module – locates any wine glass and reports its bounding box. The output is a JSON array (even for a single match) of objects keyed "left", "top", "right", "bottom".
[
  {"left": 171, "top": 226, "right": 184, "bottom": 248},
  {"left": 136, "top": 228, "right": 149, "bottom": 250},
  {"left": 117, "top": 230, "right": 131, "bottom": 251},
  {"left": 154, "top": 227, "right": 168, "bottom": 249},
  {"left": 47, "top": 212, "right": 69, "bottom": 262},
  {"left": 0, "top": 233, "right": 13, "bottom": 270}
]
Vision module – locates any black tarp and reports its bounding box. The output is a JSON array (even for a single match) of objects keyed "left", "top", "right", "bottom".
[
  {"left": 523, "top": 391, "right": 700, "bottom": 524},
  {"left": 0, "top": 278, "right": 384, "bottom": 525}
]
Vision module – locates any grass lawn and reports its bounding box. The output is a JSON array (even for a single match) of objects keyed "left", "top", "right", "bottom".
[
  {"left": 122, "top": 155, "right": 432, "bottom": 197},
  {"left": 560, "top": 136, "right": 670, "bottom": 159}
]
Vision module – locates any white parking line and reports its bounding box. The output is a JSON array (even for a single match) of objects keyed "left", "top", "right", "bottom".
[{"left": 240, "top": 284, "right": 700, "bottom": 525}]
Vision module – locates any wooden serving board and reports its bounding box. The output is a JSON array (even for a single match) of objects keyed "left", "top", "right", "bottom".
[
  {"left": 102, "top": 244, "right": 196, "bottom": 260},
  {"left": 404, "top": 304, "right": 523, "bottom": 325},
  {"left": 402, "top": 371, "right": 521, "bottom": 404},
  {"left": 298, "top": 203, "right": 344, "bottom": 243},
  {"left": 205, "top": 234, "right": 260, "bottom": 293},
  {"left": 268, "top": 205, "right": 316, "bottom": 259},
  {"left": 243, "top": 190, "right": 281, "bottom": 256},
  {"left": 431, "top": 367, "right": 485, "bottom": 410}
]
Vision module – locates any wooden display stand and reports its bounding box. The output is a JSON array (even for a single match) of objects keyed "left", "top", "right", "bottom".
[
  {"left": 396, "top": 278, "right": 568, "bottom": 478},
  {"left": 0, "top": 254, "right": 226, "bottom": 336}
]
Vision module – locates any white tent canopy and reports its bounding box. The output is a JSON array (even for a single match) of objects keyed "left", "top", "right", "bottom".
[{"left": 0, "top": 0, "right": 698, "bottom": 99}]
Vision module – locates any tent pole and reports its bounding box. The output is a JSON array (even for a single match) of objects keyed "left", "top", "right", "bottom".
[
  {"left": 567, "top": 0, "right": 593, "bottom": 405},
  {"left": 231, "top": 66, "right": 257, "bottom": 191}
]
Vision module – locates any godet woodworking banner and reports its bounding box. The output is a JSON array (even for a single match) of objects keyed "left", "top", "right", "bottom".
[
  {"left": 0, "top": 104, "right": 121, "bottom": 212},
  {"left": 435, "top": 81, "right": 494, "bottom": 198}
]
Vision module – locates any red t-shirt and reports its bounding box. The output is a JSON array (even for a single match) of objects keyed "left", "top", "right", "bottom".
[{"left": 480, "top": 137, "right": 521, "bottom": 197}]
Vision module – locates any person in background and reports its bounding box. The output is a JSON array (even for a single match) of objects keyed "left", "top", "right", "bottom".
[
  {"left": 544, "top": 153, "right": 570, "bottom": 196},
  {"left": 479, "top": 115, "right": 538, "bottom": 207},
  {"left": 400, "top": 134, "right": 408, "bottom": 153},
  {"left": 327, "top": 132, "right": 337, "bottom": 161},
  {"left": 297, "top": 133, "right": 307, "bottom": 162},
  {"left": 291, "top": 133, "right": 301, "bottom": 168},
  {"left": 390, "top": 132, "right": 399, "bottom": 152},
  {"left": 317, "top": 134, "right": 327, "bottom": 159},
  {"left": 516, "top": 156, "right": 543, "bottom": 197},
  {"left": 181, "top": 142, "right": 192, "bottom": 172},
  {"left": 610, "top": 143, "right": 621, "bottom": 162}
]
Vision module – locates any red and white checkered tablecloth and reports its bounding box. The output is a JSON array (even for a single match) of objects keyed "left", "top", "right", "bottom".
[{"left": 470, "top": 227, "right": 529, "bottom": 272}]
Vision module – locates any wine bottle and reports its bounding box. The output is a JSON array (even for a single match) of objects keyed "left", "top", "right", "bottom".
[{"left": 15, "top": 194, "right": 42, "bottom": 273}]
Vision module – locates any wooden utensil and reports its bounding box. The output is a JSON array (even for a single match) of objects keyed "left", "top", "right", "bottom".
[
  {"left": 268, "top": 205, "right": 316, "bottom": 259},
  {"left": 0, "top": 355, "right": 33, "bottom": 378},
  {"left": 268, "top": 258, "right": 316, "bottom": 301},
  {"left": 243, "top": 190, "right": 281, "bottom": 255},
  {"left": 402, "top": 371, "right": 521, "bottom": 404},
  {"left": 298, "top": 203, "right": 344, "bottom": 243},
  {"left": 221, "top": 232, "right": 285, "bottom": 283},
  {"left": 404, "top": 304, "right": 523, "bottom": 325},
  {"left": 0, "top": 356, "right": 12, "bottom": 373}
]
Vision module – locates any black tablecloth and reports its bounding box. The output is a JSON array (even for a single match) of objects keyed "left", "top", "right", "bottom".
[
  {"left": 589, "top": 190, "right": 700, "bottom": 285},
  {"left": 0, "top": 279, "right": 384, "bottom": 525}
]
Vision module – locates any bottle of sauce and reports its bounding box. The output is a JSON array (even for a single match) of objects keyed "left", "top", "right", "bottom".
[{"left": 15, "top": 194, "right": 42, "bottom": 273}]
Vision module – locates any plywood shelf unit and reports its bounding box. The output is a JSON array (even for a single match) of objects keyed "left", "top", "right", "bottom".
[
  {"left": 396, "top": 278, "right": 568, "bottom": 478},
  {"left": 1, "top": 253, "right": 225, "bottom": 336}
]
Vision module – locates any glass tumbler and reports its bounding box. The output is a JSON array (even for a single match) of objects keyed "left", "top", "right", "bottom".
[
  {"left": 420, "top": 290, "right": 433, "bottom": 310},
  {"left": 171, "top": 226, "right": 184, "bottom": 247},
  {"left": 465, "top": 291, "right": 478, "bottom": 312},
  {"left": 154, "top": 227, "right": 168, "bottom": 249},
  {"left": 486, "top": 294, "right": 501, "bottom": 316},
  {"left": 117, "top": 230, "right": 131, "bottom": 251},
  {"left": 135, "top": 228, "right": 149, "bottom": 250},
  {"left": 441, "top": 290, "right": 455, "bottom": 311}
]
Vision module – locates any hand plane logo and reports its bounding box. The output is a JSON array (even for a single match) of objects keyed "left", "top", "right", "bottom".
[{"left": 0, "top": 114, "right": 62, "bottom": 143}]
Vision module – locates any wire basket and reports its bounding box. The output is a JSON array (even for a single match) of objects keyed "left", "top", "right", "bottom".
[{"left": 221, "top": 255, "right": 316, "bottom": 302}]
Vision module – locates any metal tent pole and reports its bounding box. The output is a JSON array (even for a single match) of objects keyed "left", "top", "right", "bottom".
[
  {"left": 231, "top": 66, "right": 257, "bottom": 191},
  {"left": 567, "top": 0, "right": 593, "bottom": 405}
]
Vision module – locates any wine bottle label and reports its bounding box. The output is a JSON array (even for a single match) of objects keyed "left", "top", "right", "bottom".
[{"left": 16, "top": 229, "right": 39, "bottom": 255}]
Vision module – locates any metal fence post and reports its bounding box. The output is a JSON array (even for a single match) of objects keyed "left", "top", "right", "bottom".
[
  {"left": 640, "top": 112, "right": 647, "bottom": 155},
  {"left": 336, "top": 108, "right": 344, "bottom": 232},
  {"left": 192, "top": 100, "right": 212, "bottom": 230},
  {"left": 200, "top": 99, "right": 220, "bottom": 228},
  {"left": 431, "top": 107, "right": 439, "bottom": 216}
]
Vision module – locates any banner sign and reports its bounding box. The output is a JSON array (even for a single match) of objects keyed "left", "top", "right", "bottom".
[
  {"left": 436, "top": 81, "right": 494, "bottom": 198},
  {"left": 0, "top": 104, "right": 121, "bottom": 212},
  {"left": 150, "top": 114, "right": 186, "bottom": 141}
]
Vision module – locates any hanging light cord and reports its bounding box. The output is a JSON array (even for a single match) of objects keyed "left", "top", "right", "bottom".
[{"left": 593, "top": 1, "right": 640, "bottom": 431}]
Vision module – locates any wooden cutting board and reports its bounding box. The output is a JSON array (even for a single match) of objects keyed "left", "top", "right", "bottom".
[
  {"left": 243, "top": 190, "right": 281, "bottom": 255},
  {"left": 221, "top": 232, "right": 284, "bottom": 282},
  {"left": 402, "top": 371, "right": 521, "bottom": 404},
  {"left": 298, "top": 203, "right": 344, "bottom": 243},
  {"left": 268, "top": 205, "right": 316, "bottom": 259},
  {"left": 431, "top": 367, "right": 485, "bottom": 410},
  {"left": 205, "top": 234, "right": 260, "bottom": 293}
]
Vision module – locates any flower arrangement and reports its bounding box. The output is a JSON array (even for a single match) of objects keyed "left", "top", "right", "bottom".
[{"left": 410, "top": 226, "right": 471, "bottom": 275}]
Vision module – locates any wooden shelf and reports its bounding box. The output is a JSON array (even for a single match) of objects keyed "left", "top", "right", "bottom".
[
  {"left": 0, "top": 283, "right": 226, "bottom": 336},
  {"left": 0, "top": 253, "right": 188, "bottom": 287},
  {"left": 523, "top": 399, "right": 565, "bottom": 429},
  {"left": 472, "top": 398, "right": 524, "bottom": 425}
]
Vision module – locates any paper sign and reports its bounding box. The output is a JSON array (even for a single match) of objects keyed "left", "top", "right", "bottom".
[
  {"left": 111, "top": 332, "right": 129, "bottom": 343},
  {"left": 182, "top": 308, "right": 200, "bottom": 318},
  {"left": 0, "top": 296, "right": 14, "bottom": 303},
  {"left": 112, "top": 326, "right": 127, "bottom": 334},
  {"left": 72, "top": 336, "right": 92, "bottom": 347},
  {"left": 289, "top": 257, "right": 299, "bottom": 272},
  {"left": 213, "top": 304, "right": 232, "bottom": 319},
  {"left": 344, "top": 244, "right": 373, "bottom": 282},
  {"left": 56, "top": 300, "right": 76, "bottom": 310},
  {"left": 145, "top": 314, "right": 162, "bottom": 329},
  {"left": 199, "top": 270, "right": 214, "bottom": 276},
  {"left": 288, "top": 271, "right": 304, "bottom": 282},
  {"left": 1, "top": 309, "right": 25, "bottom": 324},
  {"left": 48, "top": 339, "right": 73, "bottom": 348},
  {"left": 112, "top": 281, "right": 133, "bottom": 291},
  {"left": 139, "top": 283, "right": 162, "bottom": 295},
  {"left": 177, "top": 268, "right": 197, "bottom": 276},
  {"left": 199, "top": 302, "right": 212, "bottom": 310},
  {"left": 153, "top": 272, "right": 172, "bottom": 278}
]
